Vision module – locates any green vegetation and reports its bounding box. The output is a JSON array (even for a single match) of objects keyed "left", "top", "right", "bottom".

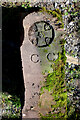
[
  {"left": 41, "top": 7, "right": 62, "bottom": 20},
  {"left": 66, "top": 64, "right": 80, "bottom": 119},
  {"left": 21, "top": 2, "right": 31, "bottom": 8},
  {"left": 39, "top": 39, "right": 67, "bottom": 119},
  {"left": 1, "top": 92, "right": 21, "bottom": 119},
  {"left": 1, "top": 2, "right": 31, "bottom": 8},
  {"left": 40, "top": 7, "right": 64, "bottom": 28}
]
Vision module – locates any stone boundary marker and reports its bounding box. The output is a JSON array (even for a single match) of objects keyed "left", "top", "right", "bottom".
[{"left": 21, "top": 11, "right": 64, "bottom": 118}]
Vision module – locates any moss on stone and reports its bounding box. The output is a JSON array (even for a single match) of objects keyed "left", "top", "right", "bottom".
[{"left": 39, "top": 39, "right": 67, "bottom": 119}]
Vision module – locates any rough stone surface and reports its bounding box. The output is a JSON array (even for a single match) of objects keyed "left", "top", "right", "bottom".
[{"left": 21, "top": 11, "right": 64, "bottom": 118}]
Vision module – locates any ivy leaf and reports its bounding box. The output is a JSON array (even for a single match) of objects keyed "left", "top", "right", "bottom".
[
  {"left": 76, "top": 74, "right": 78, "bottom": 78},
  {"left": 65, "top": 12, "right": 68, "bottom": 15},
  {"left": 25, "top": 6, "right": 27, "bottom": 9},
  {"left": 74, "top": 12, "right": 78, "bottom": 16},
  {"left": 71, "top": 71, "right": 73, "bottom": 75},
  {"left": 22, "top": 4, "right": 25, "bottom": 7}
]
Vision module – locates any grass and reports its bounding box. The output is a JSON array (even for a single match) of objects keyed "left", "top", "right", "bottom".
[
  {"left": 1, "top": 92, "right": 21, "bottom": 119},
  {"left": 1, "top": 2, "right": 31, "bottom": 8},
  {"left": 40, "top": 7, "right": 62, "bottom": 20},
  {"left": 40, "top": 7, "right": 64, "bottom": 28}
]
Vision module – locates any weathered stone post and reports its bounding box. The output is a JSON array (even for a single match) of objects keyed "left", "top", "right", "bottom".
[{"left": 20, "top": 10, "right": 64, "bottom": 118}]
